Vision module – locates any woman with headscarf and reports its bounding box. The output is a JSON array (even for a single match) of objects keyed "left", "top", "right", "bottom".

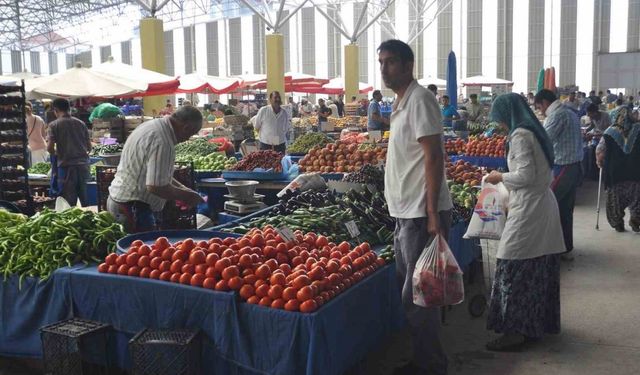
[
  {"left": 483, "top": 93, "right": 566, "bottom": 351},
  {"left": 596, "top": 106, "right": 640, "bottom": 232}
]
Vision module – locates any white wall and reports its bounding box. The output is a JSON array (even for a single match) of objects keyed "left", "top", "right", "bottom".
[{"left": 240, "top": 16, "right": 254, "bottom": 74}]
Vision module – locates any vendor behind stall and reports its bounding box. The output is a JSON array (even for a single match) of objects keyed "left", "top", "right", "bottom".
[
  {"left": 254, "top": 91, "right": 291, "bottom": 153},
  {"left": 107, "top": 106, "right": 205, "bottom": 233}
]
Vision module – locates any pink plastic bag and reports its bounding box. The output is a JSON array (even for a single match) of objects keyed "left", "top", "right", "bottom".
[{"left": 412, "top": 234, "right": 465, "bottom": 308}]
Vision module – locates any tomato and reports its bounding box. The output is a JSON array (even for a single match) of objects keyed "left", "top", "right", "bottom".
[
  {"left": 181, "top": 238, "right": 195, "bottom": 252},
  {"left": 203, "top": 277, "right": 216, "bottom": 289},
  {"left": 189, "top": 250, "right": 206, "bottom": 265},
  {"left": 268, "top": 285, "right": 284, "bottom": 299},
  {"left": 292, "top": 275, "right": 311, "bottom": 289},
  {"left": 309, "top": 267, "right": 326, "bottom": 282},
  {"left": 205, "top": 253, "right": 220, "bottom": 267},
  {"left": 105, "top": 253, "right": 117, "bottom": 265},
  {"left": 197, "top": 240, "right": 208, "bottom": 249},
  {"left": 228, "top": 276, "right": 244, "bottom": 290},
  {"left": 157, "top": 260, "right": 170, "bottom": 272},
  {"left": 170, "top": 250, "right": 186, "bottom": 263},
  {"left": 284, "top": 299, "right": 300, "bottom": 311},
  {"left": 135, "top": 244, "right": 150, "bottom": 256},
  {"left": 255, "top": 265, "right": 271, "bottom": 280},
  {"left": 157, "top": 271, "right": 170, "bottom": 281},
  {"left": 127, "top": 266, "right": 140, "bottom": 277},
  {"left": 149, "top": 257, "right": 162, "bottom": 269},
  {"left": 269, "top": 273, "right": 286, "bottom": 286},
  {"left": 139, "top": 267, "right": 152, "bottom": 278},
  {"left": 249, "top": 234, "right": 264, "bottom": 247},
  {"left": 190, "top": 273, "right": 205, "bottom": 287},
  {"left": 204, "top": 267, "right": 217, "bottom": 279},
  {"left": 278, "top": 263, "right": 292, "bottom": 276},
  {"left": 239, "top": 284, "right": 255, "bottom": 299},
  {"left": 169, "top": 260, "right": 183, "bottom": 274},
  {"left": 220, "top": 248, "right": 234, "bottom": 258},
  {"left": 255, "top": 284, "right": 270, "bottom": 298},
  {"left": 149, "top": 249, "right": 161, "bottom": 259},
  {"left": 254, "top": 279, "right": 267, "bottom": 288},
  {"left": 271, "top": 298, "right": 286, "bottom": 309},
  {"left": 237, "top": 254, "right": 252, "bottom": 268},
  {"left": 179, "top": 273, "right": 193, "bottom": 285},
  {"left": 221, "top": 266, "right": 239, "bottom": 281},
  {"left": 170, "top": 271, "right": 182, "bottom": 283},
  {"left": 115, "top": 255, "right": 126, "bottom": 266},
  {"left": 247, "top": 295, "right": 260, "bottom": 304},
  {"left": 360, "top": 242, "right": 371, "bottom": 253},
  {"left": 154, "top": 237, "right": 169, "bottom": 250},
  {"left": 117, "top": 264, "right": 129, "bottom": 275},
  {"left": 149, "top": 270, "right": 161, "bottom": 279},
  {"left": 243, "top": 274, "right": 257, "bottom": 285},
  {"left": 258, "top": 297, "right": 272, "bottom": 307},
  {"left": 135, "top": 255, "right": 149, "bottom": 268},
  {"left": 222, "top": 237, "right": 236, "bottom": 246},
  {"left": 215, "top": 279, "right": 229, "bottom": 291},
  {"left": 300, "top": 299, "right": 318, "bottom": 313},
  {"left": 376, "top": 257, "right": 386, "bottom": 266},
  {"left": 340, "top": 256, "right": 352, "bottom": 266},
  {"left": 131, "top": 240, "right": 144, "bottom": 248},
  {"left": 180, "top": 264, "right": 195, "bottom": 274},
  {"left": 315, "top": 236, "right": 329, "bottom": 248},
  {"left": 214, "top": 258, "right": 231, "bottom": 272},
  {"left": 328, "top": 273, "right": 341, "bottom": 286},
  {"left": 296, "top": 286, "right": 314, "bottom": 302},
  {"left": 282, "top": 287, "right": 297, "bottom": 301},
  {"left": 97, "top": 263, "right": 109, "bottom": 273},
  {"left": 290, "top": 256, "right": 302, "bottom": 267},
  {"left": 195, "top": 264, "right": 208, "bottom": 275},
  {"left": 338, "top": 241, "right": 350, "bottom": 254}
]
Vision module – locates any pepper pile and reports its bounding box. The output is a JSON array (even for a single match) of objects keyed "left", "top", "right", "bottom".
[
  {"left": 175, "top": 138, "right": 220, "bottom": 159},
  {"left": 90, "top": 143, "right": 123, "bottom": 156},
  {"left": 230, "top": 150, "right": 283, "bottom": 172},
  {"left": 0, "top": 208, "right": 124, "bottom": 285}
]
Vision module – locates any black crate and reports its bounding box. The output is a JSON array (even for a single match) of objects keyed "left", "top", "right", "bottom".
[
  {"left": 129, "top": 329, "right": 201, "bottom": 375},
  {"left": 40, "top": 318, "right": 111, "bottom": 375}
]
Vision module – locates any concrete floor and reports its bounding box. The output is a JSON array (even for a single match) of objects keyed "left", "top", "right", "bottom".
[{"left": 442, "top": 179, "right": 640, "bottom": 375}]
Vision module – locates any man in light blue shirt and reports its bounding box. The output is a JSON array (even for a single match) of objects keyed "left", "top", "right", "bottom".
[
  {"left": 535, "top": 89, "right": 584, "bottom": 260},
  {"left": 367, "top": 90, "right": 389, "bottom": 131},
  {"left": 441, "top": 95, "right": 459, "bottom": 128}
]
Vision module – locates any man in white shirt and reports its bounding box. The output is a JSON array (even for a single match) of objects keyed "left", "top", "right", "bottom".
[
  {"left": 107, "top": 106, "right": 204, "bottom": 233},
  {"left": 254, "top": 91, "right": 291, "bottom": 152},
  {"left": 379, "top": 39, "right": 452, "bottom": 375}
]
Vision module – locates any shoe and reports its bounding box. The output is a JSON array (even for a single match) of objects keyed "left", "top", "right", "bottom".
[
  {"left": 614, "top": 225, "right": 626, "bottom": 232},
  {"left": 560, "top": 253, "right": 574, "bottom": 262},
  {"left": 630, "top": 220, "right": 640, "bottom": 233}
]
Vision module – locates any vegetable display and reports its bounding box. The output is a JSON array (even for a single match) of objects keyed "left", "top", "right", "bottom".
[
  {"left": 298, "top": 142, "right": 386, "bottom": 173},
  {"left": 28, "top": 162, "right": 50, "bottom": 175},
  {"left": 341, "top": 164, "right": 385, "bottom": 190},
  {"left": 175, "top": 138, "right": 220, "bottom": 159},
  {"left": 445, "top": 138, "right": 466, "bottom": 155},
  {"left": 271, "top": 190, "right": 339, "bottom": 216},
  {"left": 379, "top": 245, "right": 395, "bottom": 264},
  {"left": 230, "top": 150, "right": 283, "bottom": 172},
  {"left": 0, "top": 208, "right": 124, "bottom": 284},
  {"left": 287, "top": 133, "right": 332, "bottom": 154},
  {"left": 99, "top": 230, "right": 386, "bottom": 313},
  {"left": 192, "top": 153, "right": 237, "bottom": 171},
  {"left": 90, "top": 143, "right": 123, "bottom": 156}
]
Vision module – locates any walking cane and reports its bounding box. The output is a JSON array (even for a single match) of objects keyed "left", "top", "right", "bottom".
[{"left": 596, "top": 167, "right": 603, "bottom": 230}]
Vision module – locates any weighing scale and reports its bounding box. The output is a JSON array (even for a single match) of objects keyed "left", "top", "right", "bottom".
[{"left": 223, "top": 180, "right": 267, "bottom": 215}]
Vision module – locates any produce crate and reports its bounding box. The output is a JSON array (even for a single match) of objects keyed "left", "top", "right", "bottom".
[
  {"left": 40, "top": 318, "right": 111, "bottom": 375},
  {"left": 129, "top": 329, "right": 201, "bottom": 375}
]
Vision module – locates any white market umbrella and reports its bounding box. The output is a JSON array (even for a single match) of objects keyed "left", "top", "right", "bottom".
[
  {"left": 91, "top": 57, "right": 179, "bottom": 96},
  {"left": 460, "top": 75, "right": 514, "bottom": 87},
  {"left": 26, "top": 63, "right": 147, "bottom": 98},
  {"left": 418, "top": 76, "right": 447, "bottom": 88},
  {"left": 177, "top": 73, "right": 242, "bottom": 94}
]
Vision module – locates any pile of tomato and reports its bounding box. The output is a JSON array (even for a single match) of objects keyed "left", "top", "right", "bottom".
[{"left": 98, "top": 226, "right": 386, "bottom": 313}]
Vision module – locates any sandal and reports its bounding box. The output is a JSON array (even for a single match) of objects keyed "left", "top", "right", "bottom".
[{"left": 486, "top": 334, "right": 526, "bottom": 352}]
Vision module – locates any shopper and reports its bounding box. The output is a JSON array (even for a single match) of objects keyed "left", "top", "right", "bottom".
[
  {"left": 107, "top": 106, "right": 204, "bottom": 233},
  {"left": 588, "top": 90, "right": 603, "bottom": 106},
  {"left": 299, "top": 98, "right": 313, "bottom": 117},
  {"left": 586, "top": 103, "right": 611, "bottom": 134},
  {"left": 535, "top": 89, "right": 583, "bottom": 261},
  {"left": 336, "top": 94, "right": 345, "bottom": 117},
  {"left": 596, "top": 106, "right": 640, "bottom": 232},
  {"left": 606, "top": 90, "right": 618, "bottom": 105},
  {"left": 25, "top": 102, "right": 48, "bottom": 165},
  {"left": 441, "top": 95, "right": 460, "bottom": 127},
  {"left": 327, "top": 100, "right": 339, "bottom": 118},
  {"left": 427, "top": 84, "right": 438, "bottom": 97},
  {"left": 47, "top": 98, "right": 91, "bottom": 206},
  {"left": 288, "top": 96, "right": 299, "bottom": 118},
  {"left": 367, "top": 90, "right": 388, "bottom": 132},
  {"left": 483, "top": 93, "right": 565, "bottom": 351},
  {"left": 467, "top": 94, "right": 484, "bottom": 123},
  {"left": 317, "top": 99, "right": 331, "bottom": 130},
  {"left": 563, "top": 92, "right": 580, "bottom": 112},
  {"left": 43, "top": 102, "right": 56, "bottom": 125},
  {"left": 378, "top": 39, "right": 452, "bottom": 375},
  {"left": 254, "top": 91, "right": 291, "bottom": 153}
]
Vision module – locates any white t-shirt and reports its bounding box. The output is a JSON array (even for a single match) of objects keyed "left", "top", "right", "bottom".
[
  {"left": 384, "top": 80, "right": 453, "bottom": 219},
  {"left": 254, "top": 105, "right": 291, "bottom": 145}
]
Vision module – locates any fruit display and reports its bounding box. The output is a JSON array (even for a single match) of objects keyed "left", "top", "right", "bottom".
[
  {"left": 287, "top": 133, "right": 332, "bottom": 155},
  {"left": 342, "top": 164, "right": 385, "bottom": 190},
  {"left": 229, "top": 150, "right": 283, "bottom": 172},
  {"left": 192, "top": 153, "right": 237, "bottom": 171},
  {"left": 339, "top": 131, "right": 369, "bottom": 145},
  {"left": 0, "top": 208, "right": 124, "bottom": 284},
  {"left": 28, "top": 162, "right": 50, "bottom": 175},
  {"left": 298, "top": 142, "right": 386, "bottom": 173},
  {"left": 175, "top": 138, "right": 220, "bottom": 160},
  {"left": 446, "top": 160, "right": 485, "bottom": 186},
  {"left": 90, "top": 143, "right": 123, "bottom": 156},
  {"left": 444, "top": 138, "right": 465, "bottom": 155},
  {"left": 465, "top": 135, "right": 506, "bottom": 157},
  {"left": 98, "top": 231, "right": 386, "bottom": 313},
  {"left": 448, "top": 183, "right": 477, "bottom": 210}
]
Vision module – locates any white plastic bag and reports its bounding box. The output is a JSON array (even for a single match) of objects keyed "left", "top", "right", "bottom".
[
  {"left": 412, "top": 234, "right": 465, "bottom": 308},
  {"left": 277, "top": 172, "right": 327, "bottom": 197},
  {"left": 463, "top": 178, "right": 509, "bottom": 240}
]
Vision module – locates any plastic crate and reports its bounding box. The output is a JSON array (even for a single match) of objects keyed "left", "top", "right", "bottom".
[
  {"left": 129, "top": 329, "right": 201, "bottom": 375},
  {"left": 40, "top": 318, "right": 111, "bottom": 375}
]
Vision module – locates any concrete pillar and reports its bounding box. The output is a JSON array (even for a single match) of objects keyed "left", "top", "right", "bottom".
[
  {"left": 140, "top": 18, "right": 165, "bottom": 116},
  {"left": 266, "top": 33, "right": 285, "bottom": 96},
  {"left": 344, "top": 43, "right": 359, "bottom": 100}
]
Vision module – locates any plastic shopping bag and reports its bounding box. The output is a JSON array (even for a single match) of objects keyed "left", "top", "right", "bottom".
[
  {"left": 412, "top": 234, "right": 465, "bottom": 308},
  {"left": 463, "top": 178, "right": 509, "bottom": 240}
]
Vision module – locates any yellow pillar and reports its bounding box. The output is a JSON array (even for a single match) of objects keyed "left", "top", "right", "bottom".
[
  {"left": 344, "top": 43, "right": 359, "bottom": 101},
  {"left": 140, "top": 17, "right": 165, "bottom": 116},
  {"left": 266, "top": 34, "right": 285, "bottom": 96}
]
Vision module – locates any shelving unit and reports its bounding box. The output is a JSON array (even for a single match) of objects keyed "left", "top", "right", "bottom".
[{"left": 0, "top": 81, "right": 34, "bottom": 215}]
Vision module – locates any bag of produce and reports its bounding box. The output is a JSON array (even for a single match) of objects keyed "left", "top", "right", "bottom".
[
  {"left": 412, "top": 234, "right": 464, "bottom": 308},
  {"left": 463, "top": 178, "right": 509, "bottom": 240},
  {"left": 277, "top": 173, "right": 327, "bottom": 197}
]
